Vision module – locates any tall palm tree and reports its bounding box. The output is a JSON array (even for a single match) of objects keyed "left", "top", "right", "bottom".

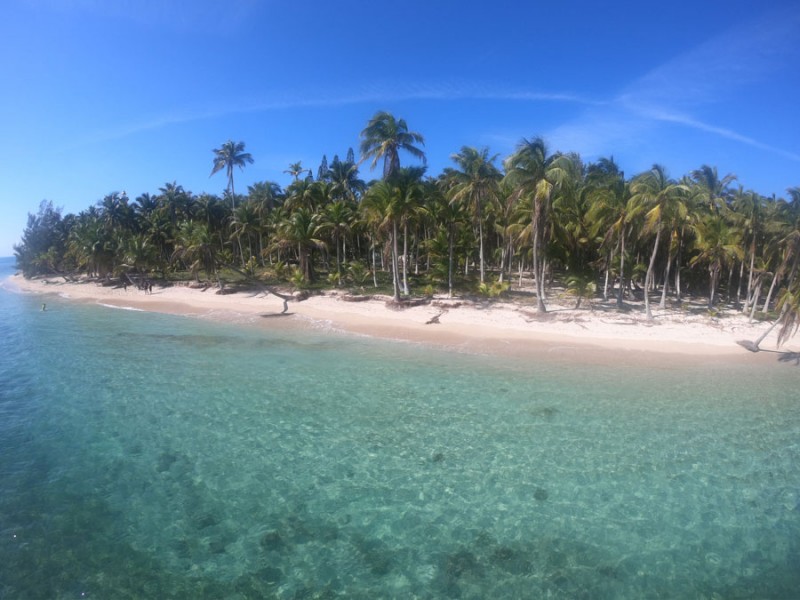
[
  {"left": 503, "top": 137, "right": 571, "bottom": 312},
  {"left": 359, "top": 111, "right": 426, "bottom": 181},
  {"left": 275, "top": 208, "right": 325, "bottom": 282},
  {"left": 629, "top": 164, "right": 688, "bottom": 319},
  {"left": 448, "top": 146, "right": 502, "bottom": 284},
  {"left": 585, "top": 157, "right": 632, "bottom": 307},
  {"left": 318, "top": 201, "right": 354, "bottom": 282},
  {"left": 361, "top": 181, "right": 403, "bottom": 299},
  {"left": 211, "top": 140, "right": 254, "bottom": 208}
]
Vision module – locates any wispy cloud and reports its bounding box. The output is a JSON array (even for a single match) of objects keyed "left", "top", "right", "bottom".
[
  {"left": 548, "top": 5, "right": 800, "bottom": 165},
  {"left": 74, "top": 80, "right": 600, "bottom": 147}
]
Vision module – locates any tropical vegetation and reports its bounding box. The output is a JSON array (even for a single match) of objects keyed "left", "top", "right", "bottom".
[{"left": 14, "top": 112, "right": 800, "bottom": 345}]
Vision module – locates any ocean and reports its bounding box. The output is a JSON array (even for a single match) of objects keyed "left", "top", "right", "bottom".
[{"left": 1, "top": 255, "right": 798, "bottom": 598}]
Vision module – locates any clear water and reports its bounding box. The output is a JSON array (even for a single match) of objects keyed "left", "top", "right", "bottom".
[{"left": 1, "top": 257, "right": 799, "bottom": 599}]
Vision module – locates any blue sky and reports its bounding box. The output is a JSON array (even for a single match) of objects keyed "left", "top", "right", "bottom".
[{"left": 1, "top": 0, "right": 799, "bottom": 256}]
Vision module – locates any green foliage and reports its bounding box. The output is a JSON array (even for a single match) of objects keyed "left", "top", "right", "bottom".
[
  {"left": 14, "top": 201, "right": 66, "bottom": 277},
  {"left": 289, "top": 267, "right": 306, "bottom": 290},
  {"left": 478, "top": 278, "right": 509, "bottom": 298},
  {"left": 346, "top": 262, "right": 371, "bottom": 287},
  {"left": 565, "top": 273, "right": 597, "bottom": 308}
]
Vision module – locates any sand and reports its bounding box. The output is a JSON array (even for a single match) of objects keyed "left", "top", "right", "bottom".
[{"left": 7, "top": 274, "right": 797, "bottom": 367}]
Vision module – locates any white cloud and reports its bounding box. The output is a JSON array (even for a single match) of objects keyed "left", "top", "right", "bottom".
[{"left": 544, "top": 5, "right": 800, "bottom": 165}]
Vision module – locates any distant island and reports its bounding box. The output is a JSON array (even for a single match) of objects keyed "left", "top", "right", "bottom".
[{"left": 12, "top": 111, "right": 800, "bottom": 349}]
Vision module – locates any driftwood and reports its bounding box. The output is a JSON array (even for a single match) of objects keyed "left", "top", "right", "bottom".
[
  {"left": 426, "top": 311, "right": 446, "bottom": 325},
  {"left": 220, "top": 262, "right": 294, "bottom": 314}
]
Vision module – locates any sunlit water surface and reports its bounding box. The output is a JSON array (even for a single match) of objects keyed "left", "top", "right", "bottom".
[{"left": 1, "top": 257, "right": 798, "bottom": 598}]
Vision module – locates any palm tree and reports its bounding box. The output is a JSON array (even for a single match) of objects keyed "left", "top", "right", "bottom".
[
  {"left": 172, "top": 221, "right": 218, "bottom": 282},
  {"left": 448, "top": 146, "right": 502, "bottom": 284},
  {"left": 275, "top": 208, "right": 325, "bottom": 282},
  {"left": 284, "top": 162, "right": 310, "bottom": 181},
  {"left": 359, "top": 111, "right": 426, "bottom": 181},
  {"left": 690, "top": 214, "right": 743, "bottom": 309},
  {"left": 318, "top": 201, "right": 354, "bottom": 282},
  {"left": 762, "top": 188, "right": 800, "bottom": 314},
  {"left": 361, "top": 181, "right": 403, "bottom": 299},
  {"left": 690, "top": 165, "right": 736, "bottom": 214},
  {"left": 585, "top": 157, "right": 632, "bottom": 307},
  {"left": 629, "top": 164, "right": 688, "bottom": 319},
  {"left": 211, "top": 140, "right": 254, "bottom": 208},
  {"left": 327, "top": 156, "right": 366, "bottom": 203},
  {"left": 503, "top": 137, "right": 572, "bottom": 312}
]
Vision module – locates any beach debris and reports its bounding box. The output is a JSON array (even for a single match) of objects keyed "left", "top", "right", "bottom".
[{"left": 426, "top": 311, "right": 445, "bottom": 325}]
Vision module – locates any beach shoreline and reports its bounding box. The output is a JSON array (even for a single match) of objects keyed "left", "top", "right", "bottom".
[{"left": 6, "top": 273, "right": 794, "bottom": 367}]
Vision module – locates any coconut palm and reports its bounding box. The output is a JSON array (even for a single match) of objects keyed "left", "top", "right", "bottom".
[
  {"left": 172, "top": 220, "right": 218, "bottom": 282},
  {"left": 690, "top": 213, "right": 743, "bottom": 309},
  {"left": 359, "top": 111, "right": 426, "bottom": 181},
  {"left": 275, "top": 208, "right": 325, "bottom": 282},
  {"left": 762, "top": 188, "right": 800, "bottom": 314},
  {"left": 690, "top": 164, "right": 736, "bottom": 214},
  {"left": 585, "top": 157, "right": 632, "bottom": 306},
  {"left": 284, "top": 162, "right": 310, "bottom": 181},
  {"left": 327, "top": 156, "right": 366, "bottom": 203},
  {"left": 503, "top": 137, "right": 572, "bottom": 312},
  {"left": 448, "top": 146, "right": 501, "bottom": 284},
  {"left": 629, "top": 164, "right": 689, "bottom": 319},
  {"left": 211, "top": 140, "right": 254, "bottom": 208},
  {"left": 361, "top": 181, "right": 404, "bottom": 299},
  {"left": 318, "top": 200, "right": 355, "bottom": 282}
]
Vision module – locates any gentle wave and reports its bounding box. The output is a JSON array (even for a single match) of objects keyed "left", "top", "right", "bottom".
[{"left": 98, "top": 302, "right": 145, "bottom": 311}]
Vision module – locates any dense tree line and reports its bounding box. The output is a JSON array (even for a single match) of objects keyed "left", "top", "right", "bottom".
[{"left": 14, "top": 111, "right": 800, "bottom": 343}]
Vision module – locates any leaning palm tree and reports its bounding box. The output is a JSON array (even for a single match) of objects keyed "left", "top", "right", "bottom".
[
  {"left": 737, "top": 284, "right": 800, "bottom": 352},
  {"left": 210, "top": 140, "right": 254, "bottom": 208},
  {"left": 359, "top": 111, "right": 426, "bottom": 181},
  {"left": 448, "top": 146, "right": 502, "bottom": 284}
]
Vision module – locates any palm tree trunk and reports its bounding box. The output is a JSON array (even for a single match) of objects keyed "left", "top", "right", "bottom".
[
  {"left": 644, "top": 227, "right": 661, "bottom": 319},
  {"left": 738, "top": 257, "right": 747, "bottom": 310},
  {"left": 659, "top": 249, "right": 673, "bottom": 309},
  {"left": 532, "top": 201, "right": 546, "bottom": 313},
  {"left": 749, "top": 275, "right": 763, "bottom": 322},
  {"left": 335, "top": 233, "right": 342, "bottom": 281},
  {"left": 708, "top": 267, "right": 718, "bottom": 309},
  {"left": 675, "top": 229, "right": 684, "bottom": 303},
  {"left": 371, "top": 238, "right": 378, "bottom": 288},
  {"left": 402, "top": 222, "right": 409, "bottom": 295},
  {"left": 448, "top": 224, "right": 455, "bottom": 298},
  {"left": 478, "top": 219, "right": 485, "bottom": 284},
  {"left": 603, "top": 247, "right": 613, "bottom": 302},
  {"left": 617, "top": 231, "right": 626, "bottom": 309},
  {"left": 391, "top": 221, "right": 401, "bottom": 300}
]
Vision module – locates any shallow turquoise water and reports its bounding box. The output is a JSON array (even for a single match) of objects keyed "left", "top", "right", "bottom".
[{"left": 1, "top": 257, "right": 799, "bottom": 598}]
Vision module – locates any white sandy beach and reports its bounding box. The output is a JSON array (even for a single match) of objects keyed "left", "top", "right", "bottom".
[{"left": 8, "top": 274, "right": 797, "bottom": 366}]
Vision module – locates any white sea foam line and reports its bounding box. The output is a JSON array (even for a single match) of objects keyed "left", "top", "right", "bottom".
[{"left": 98, "top": 303, "right": 145, "bottom": 312}]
